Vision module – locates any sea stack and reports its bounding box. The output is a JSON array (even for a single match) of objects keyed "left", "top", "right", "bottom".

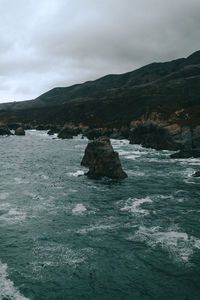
[{"left": 81, "top": 136, "right": 127, "bottom": 179}]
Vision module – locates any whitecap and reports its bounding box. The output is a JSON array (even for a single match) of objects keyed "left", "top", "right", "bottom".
[
  {"left": 0, "top": 260, "right": 29, "bottom": 300},
  {"left": 182, "top": 168, "right": 195, "bottom": 178},
  {"left": 67, "top": 170, "right": 85, "bottom": 177},
  {"left": 0, "top": 193, "right": 10, "bottom": 200},
  {"left": 72, "top": 204, "right": 86, "bottom": 215},
  {"left": 111, "top": 139, "right": 129, "bottom": 147},
  {"left": 131, "top": 226, "right": 200, "bottom": 262},
  {"left": 68, "top": 189, "right": 78, "bottom": 193},
  {"left": 127, "top": 170, "right": 145, "bottom": 176},
  {"left": 179, "top": 158, "right": 200, "bottom": 166},
  {"left": 40, "top": 174, "right": 49, "bottom": 180},
  {"left": 14, "top": 178, "right": 29, "bottom": 184},
  {"left": 143, "top": 158, "right": 160, "bottom": 162},
  {"left": 0, "top": 208, "right": 26, "bottom": 224},
  {"left": 124, "top": 155, "right": 140, "bottom": 160},
  {"left": 121, "top": 197, "right": 152, "bottom": 215},
  {"left": 117, "top": 150, "right": 131, "bottom": 156},
  {"left": 76, "top": 223, "right": 117, "bottom": 234},
  {"left": 62, "top": 248, "right": 86, "bottom": 265},
  {"left": 158, "top": 195, "right": 173, "bottom": 200},
  {"left": 184, "top": 179, "right": 200, "bottom": 185},
  {"left": 74, "top": 144, "right": 86, "bottom": 149}
]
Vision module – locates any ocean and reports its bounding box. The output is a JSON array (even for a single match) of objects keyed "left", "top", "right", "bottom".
[{"left": 0, "top": 130, "right": 200, "bottom": 299}]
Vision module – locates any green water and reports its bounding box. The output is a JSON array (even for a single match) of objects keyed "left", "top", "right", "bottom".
[{"left": 0, "top": 130, "right": 200, "bottom": 299}]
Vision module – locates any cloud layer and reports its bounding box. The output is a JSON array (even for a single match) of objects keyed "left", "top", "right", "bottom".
[{"left": 0, "top": 0, "right": 200, "bottom": 102}]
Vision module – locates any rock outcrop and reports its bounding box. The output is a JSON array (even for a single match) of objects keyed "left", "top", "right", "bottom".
[
  {"left": 129, "top": 122, "right": 180, "bottom": 150},
  {"left": 0, "top": 124, "right": 12, "bottom": 135},
  {"left": 81, "top": 136, "right": 127, "bottom": 179},
  {"left": 15, "top": 127, "right": 25, "bottom": 136}
]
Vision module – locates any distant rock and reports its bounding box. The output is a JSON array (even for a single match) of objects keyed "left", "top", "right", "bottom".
[
  {"left": 58, "top": 124, "right": 81, "bottom": 139},
  {"left": 83, "top": 128, "right": 104, "bottom": 140},
  {"left": 15, "top": 127, "right": 25, "bottom": 136},
  {"left": 35, "top": 125, "right": 46, "bottom": 130},
  {"left": 58, "top": 126, "right": 74, "bottom": 139},
  {"left": 0, "top": 124, "right": 12, "bottom": 135},
  {"left": 47, "top": 125, "right": 61, "bottom": 135},
  {"left": 83, "top": 127, "right": 130, "bottom": 140},
  {"left": 7, "top": 123, "right": 22, "bottom": 130},
  {"left": 193, "top": 171, "right": 200, "bottom": 177},
  {"left": 170, "top": 149, "right": 200, "bottom": 158},
  {"left": 81, "top": 136, "right": 127, "bottom": 179}
]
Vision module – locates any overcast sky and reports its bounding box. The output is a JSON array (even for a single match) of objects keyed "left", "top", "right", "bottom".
[{"left": 0, "top": 0, "right": 200, "bottom": 103}]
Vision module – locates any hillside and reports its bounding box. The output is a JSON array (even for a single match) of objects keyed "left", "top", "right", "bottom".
[{"left": 0, "top": 50, "right": 200, "bottom": 127}]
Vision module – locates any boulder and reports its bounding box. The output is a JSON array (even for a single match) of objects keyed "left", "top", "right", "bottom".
[
  {"left": 58, "top": 127, "right": 74, "bottom": 139},
  {"left": 15, "top": 127, "right": 25, "bottom": 136},
  {"left": 193, "top": 171, "right": 200, "bottom": 177},
  {"left": 47, "top": 126, "right": 61, "bottom": 135},
  {"left": 58, "top": 124, "right": 82, "bottom": 139},
  {"left": 81, "top": 136, "right": 127, "bottom": 179},
  {"left": 0, "top": 124, "right": 12, "bottom": 136}
]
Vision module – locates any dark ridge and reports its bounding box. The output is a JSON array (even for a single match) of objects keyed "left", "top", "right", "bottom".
[{"left": 0, "top": 50, "right": 200, "bottom": 128}]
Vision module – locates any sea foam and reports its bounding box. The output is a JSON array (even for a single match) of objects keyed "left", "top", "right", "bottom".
[
  {"left": 67, "top": 170, "right": 84, "bottom": 177},
  {"left": 0, "top": 260, "right": 29, "bottom": 300},
  {"left": 0, "top": 208, "right": 26, "bottom": 224},
  {"left": 121, "top": 197, "right": 152, "bottom": 215},
  {"left": 72, "top": 204, "right": 87, "bottom": 215},
  {"left": 131, "top": 226, "right": 200, "bottom": 262}
]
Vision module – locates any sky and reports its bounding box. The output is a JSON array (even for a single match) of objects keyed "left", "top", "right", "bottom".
[{"left": 0, "top": 0, "right": 200, "bottom": 103}]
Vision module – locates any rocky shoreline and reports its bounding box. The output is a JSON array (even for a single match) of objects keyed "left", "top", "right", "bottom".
[
  {"left": 1, "top": 116, "right": 200, "bottom": 159},
  {"left": 1, "top": 120, "right": 200, "bottom": 179}
]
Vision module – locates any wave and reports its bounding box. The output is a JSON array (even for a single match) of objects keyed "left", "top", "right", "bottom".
[
  {"left": 67, "top": 170, "right": 85, "bottom": 177},
  {"left": 130, "top": 226, "right": 200, "bottom": 263},
  {"left": 0, "top": 260, "right": 29, "bottom": 300},
  {"left": 0, "top": 193, "right": 10, "bottom": 200},
  {"left": 0, "top": 208, "right": 26, "bottom": 225},
  {"left": 120, "top": 197, "right": 152, "bottom": 215},
  {"left": 72, "top": 204, "right": 87, "bottom": 215}
]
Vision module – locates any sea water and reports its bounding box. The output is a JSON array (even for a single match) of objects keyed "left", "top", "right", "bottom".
[{"left": 0, "top": 131, "right": 200, "bottom": 299}]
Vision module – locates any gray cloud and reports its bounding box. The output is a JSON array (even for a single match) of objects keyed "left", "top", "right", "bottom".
[{"left": 0, "top": 0, "right": 200, "bottom": 102}]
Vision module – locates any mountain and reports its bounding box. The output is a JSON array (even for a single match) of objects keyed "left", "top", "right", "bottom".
[{"left": 0, "top": 50, "right": 200, "bottom": 128}]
